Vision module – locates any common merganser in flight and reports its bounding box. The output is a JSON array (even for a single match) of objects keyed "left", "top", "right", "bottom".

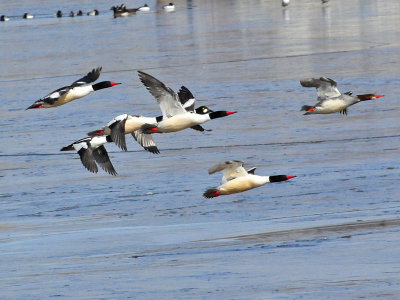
[
  {"left": 23, "top": 13, "right": 34, "bottom": 19},
  {"left": 60, "top": 136, "right": 117, "bottom": 176},
  {"left": 163, "top": 3, "right": 175, "bottom": 12},
  {"left": 87, "top": 86, "right": 209, "bottom": 153},
  {"left": 300, "top": 77, "right": 384, "bottom": 115},
  {"left": 282, "top": 0, "right": 290, "bottom": 7},
  {"left": 203, "top": 160, "right": 296, "bottom": 198},
  {"left": 26, "top": 67, "right": 121, "bottom": 109},
  {"left": 137, "top": 70, "right": 236, "bottom": 134},
  {"left": 138, "top": 4, "right": 150, "bottom": 11}
]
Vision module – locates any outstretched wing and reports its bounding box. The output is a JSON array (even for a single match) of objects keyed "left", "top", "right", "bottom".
[
  {"left": 92, "top": 145, "right": 117, "bottom": 176},
  {"left": 131, "top": 130, "right": 160, "bottom": 154},
  {"left": 71, "top": 67, "right": 102, "bottom": 86},
  {"left": 178, "top": 86, "right": 196, "bottom": 112},
  {"left": 300, "top": 77, "right": 341, "bottom": 101},
  {"left": 77, "top": 148, "right": 98, "bottom": 174},
  {"left": 208, "top": 160, "right": 248, "bottom": 184},
  {"left": 138, "top": 70, "right": 186, "bottom": 118},
  {"left": 108, "top": 115, "right": 128, "bottom": 151}
]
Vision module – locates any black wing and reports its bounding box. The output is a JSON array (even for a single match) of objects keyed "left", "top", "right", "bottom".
[
  {"left": 109, "top": 118, "right": 128, "bottom": 151},
  {"left": 190, "top": 125, "right": 206, "bottom": 132},
  {"left": 71, "top": 67, "right": 102, "bottom": 86},
  {"left": 92, "top": 145, "right": 118, "bottom": 176},
  {"left": 77, "top": 148, "right": 98, "bottom": 174},
  {"left": 178, "top": 86, "right": 196, "bottom": 112}
]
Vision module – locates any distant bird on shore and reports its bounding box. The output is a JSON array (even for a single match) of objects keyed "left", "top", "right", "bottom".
[
  {"left": 203, "top": 160, "right": 296, "bottom": 198},
  {"left": 300, "top": 77, "right": 384, "bottom": 115},
  {"left": 61, "top": 136, "right": 117, "bottom": 175},
  {"left": 26, "top": 67, "right": 121, "bottom": 109},
  {"left": 23, "top": 13, "right": 34, "bottom": 19},
  {"left": 282, "top": 0, "right": 290, "bottom": 7}
]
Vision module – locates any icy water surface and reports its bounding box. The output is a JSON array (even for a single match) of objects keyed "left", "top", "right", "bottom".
[{"left": 1, "top": 0, "right": 400, "bottom": 298}]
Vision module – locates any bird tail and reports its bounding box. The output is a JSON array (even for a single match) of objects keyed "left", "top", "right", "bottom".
[
  {"left": 26, "top": 101, "right": 44, "bottom": 110},
  {"left": 301, "top": 105, "right": 314, "bottom": 111},
  {"left": 203, "top": 188, "right": 220, "bottom": 198},
  {"left": 60, "top": 144, "right": 74, "bottom": 151}
]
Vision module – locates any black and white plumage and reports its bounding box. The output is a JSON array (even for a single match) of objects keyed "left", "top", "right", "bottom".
[
  {"left": 137, "top": 70, "right": 236, "bottom": 134},
  {"left": 203, "top": 160, "right": 295, "bottom": 198},
  {"left": 86, "top": 82, "right": 211, "bottom": 153},
  {"left": 26, "top": 67, "right": 121, "bottom": 109},
  {"left": 87, "top": 114, "right": 160, "bottom": 154},
  {"left": 300, "top": 77, "right": 384, "bottom": 115},
  {"left": 60, "top": 136, "right": 117, "bottom": 176}
]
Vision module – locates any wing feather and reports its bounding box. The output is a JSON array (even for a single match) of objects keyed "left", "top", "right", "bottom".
[
  {"left": 138, "top": 70, "right": 186, "bottom": 118},
  {"left": 300, "top": 77, "right": 341, "bottom": 101},
  {"left": 71, "top": 67, "right": 102, "bottom": 86},
  {"left": 92, "top": 145, "right": 117, "bottom": 176}
]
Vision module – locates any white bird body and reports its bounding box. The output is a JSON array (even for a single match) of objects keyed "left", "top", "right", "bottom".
[
  {"left": 155, "top": 112, "right": 210, "bottom": 133},
  {"left": 26, "top": 67, "right": 121, "bottom": 109},
  {"left": 137, "top": 70, "right": 235, "bottom": 135},
  {"left": 204, "top": 160, "right": 295, "bottom": 198},
  {"left": 218, "top": 174, "right": 270, "bottom": 195},
  {"left": 300, "top": 77, "right": 384, "bottom": 115}
]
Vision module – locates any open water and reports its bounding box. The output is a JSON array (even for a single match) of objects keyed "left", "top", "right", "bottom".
[{"left": 1, "top": 0, "right": 400, "bottom": 298}]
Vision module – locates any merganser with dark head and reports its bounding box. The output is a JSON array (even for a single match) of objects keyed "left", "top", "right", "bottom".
[
  {"left": 1, "top": 15, "right": 10, "bottom": 21},
  {"left": 137, "top": 70, "right": 236, "bottom": 134},
  {"left": 203, "top": 160, "right": 296, "bottom": 198},
  {"left": 138, "top": 4, "right": 150, "bottom": 11},
  {"left": 26, "top": 67, "right": 121, "bottom": 109},
  {"left": 56, "top": 10, "right": 62, "bottom": 18},
  {"left": 87, "top": 9, "right": 99, "bottom": 16},
  {"left": 163, "top": 3, "right": 175, "bottom": 12},
  {"left": 87, "top": 85, "right": 208, "bottom": 153},
  {"left": 23, "top": 13, "right": 34, "bottom": 19},
  {"left": 300, "top": 77, "right": 384, "bottom": 115},
  {"left": 60, "top": 135, "right": 117, "bottom": 176}
]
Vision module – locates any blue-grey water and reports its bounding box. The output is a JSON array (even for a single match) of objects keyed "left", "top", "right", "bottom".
[{"left": 1, "top": 0, "right": 400, "bottom": 298}]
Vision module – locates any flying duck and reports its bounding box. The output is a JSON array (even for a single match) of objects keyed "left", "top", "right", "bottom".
[
  {"left": 300, "top": 77, "right": 384, "bottom": 115},
  {"left": 26, "top": 67, "right": 121, "bottom": 109},
  {"left": 137, "top": 70, "right": 236, "bottom": 134},
  {"left": 203, "top": 160, "right": 296, "bottom": 198},
  {"left": 60, "top": 136, "right": 117, "bottom": 175}
]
